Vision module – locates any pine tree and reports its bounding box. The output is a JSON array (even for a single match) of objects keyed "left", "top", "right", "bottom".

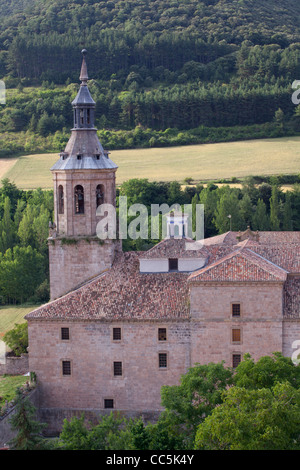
[
  {"left": 252, "top": 198, "right": 269, "bottom": 230},
  {"left": 0, "top": 197, "right": 15, "bottom": 252},
  {"left": 9, "top": 388, "right": 47, "bottom": 450},
  {"left": 270, "top": 186, "right": 281, "bottom": 231},
  {"left": 282, "top": 191, "right": 293, "bottom": 230}
]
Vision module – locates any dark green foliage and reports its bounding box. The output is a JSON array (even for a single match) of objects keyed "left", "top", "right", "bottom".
[
  {"left": 3, "top": 322, "right": 28, "bottom": 356},
  {"left": 9, "top": 387, "right": 48, "bottom": 450},
  {"left": 195, "top": 353, "right": 300, "bottom": 450},
  {"left": 0, "top": 0, "right": 300, "bottom": 153},
  {"left": 158, "top": 362, "right": 234, "bottom": 448},
  {"left": 233, "top": 352, "right": 300, "bottom": 390},
  {"left": 0, "top": 179, "right": 52, "bottom": 304}
]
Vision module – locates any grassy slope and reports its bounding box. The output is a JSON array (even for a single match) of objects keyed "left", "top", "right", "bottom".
[
  {"left": 0, "top": 375, "right": 28, "bottom": 409},
  {"left": 0, "top": 304, "right": 37, "bottom": 338},
  {"left": 1, "top": 136, "right": 300, "bottom": 189}
]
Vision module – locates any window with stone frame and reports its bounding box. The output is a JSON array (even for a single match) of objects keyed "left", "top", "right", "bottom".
[
  {"left": 113, "top": 327, "right": 121, "bottom": 341},
  {"left": 113, "top": 361, "right": 122, "bottom": 376},
  {"left": 62, "top": 360, "right": 71, "bottom": 376},
  {"left": 104, "top": 399, "right": 114, "bottom": 409},
  {"left": 232, "top": 328, "right": 241, "bottom": 343},
  {"left": 168, "top": 258, "right": 178, "bottom": 271},
  {"left": 232, "top": 354, "right": 241, "bottom": 368},
  {"left": 158, "top": 328, "right": 167, "bottom": 341},
  {"left": 159, "top": 353, "right": 168, "bottom": 368},
  {"left": 231, "top": 303, "right": 241, "bottom": 317},
  {"left": 61, "top": 327, "right": 70, "bottom": 340}
]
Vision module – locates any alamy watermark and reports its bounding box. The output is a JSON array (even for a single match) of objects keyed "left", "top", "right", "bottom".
[
  {"left": 96, "top": 198, "right": 204, "bottom": 249},
  {"left": 0, "top": 80, "right": 5, "bottom": 104},
  {"left": 291, "top": 80, "right": 300, "bottom": 105}
]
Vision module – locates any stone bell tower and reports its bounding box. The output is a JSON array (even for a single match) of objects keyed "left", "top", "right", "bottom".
[{"left": 48, "top": 49, "right": 119, "bottom": 300}]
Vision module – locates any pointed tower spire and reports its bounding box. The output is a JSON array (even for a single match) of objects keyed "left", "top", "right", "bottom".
[{"left": 79, "top": 49, "right": 88, "bottom": 85}]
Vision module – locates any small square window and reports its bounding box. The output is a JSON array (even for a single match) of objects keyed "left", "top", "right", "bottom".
[
  {"left": 158, "top": 328, "right": 167, "bottom": 341},
  {"left": 113, "top": 361, "right": 122, "bottom": 376},
  {"left": 104, "top": 399, "right": 114, "bottom": 409},
  {"left": 62, "top": 360, "right": 71, "bottom": 376},
  {"left": 113, "top": 327, "right": 121, "bottom": 341},
  {"left": 169, "top": 258, "right": 178, "bottom": 271},
  {"left": 159, "top": 353, "right": 168, "bottom": 368},
  {"left": 232, "top": 329, "right": 241, "bottom": 343},
  {"left": 232, "top": 303, "right": 241, "bottom": 317},
  {"left": 61, "top": 328, "right": 70, "bottom": 340},
  {"left": 232, "top": 354, "right": 241, "bottom": 369}
]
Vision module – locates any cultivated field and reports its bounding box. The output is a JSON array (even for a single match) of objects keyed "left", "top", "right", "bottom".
[
  {"left": 0, "top": 305, "right": 37, "bottom": 338},
  {"left": 0, "top": 136, "right": 300, "bottom": 189},
  {"left": 0, "top": 158, "right": 17, "bottom": 181}
]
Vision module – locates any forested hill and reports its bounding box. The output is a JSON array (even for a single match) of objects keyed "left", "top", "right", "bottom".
[
  {"left": 1, "top": 0, "right": 300, "bottom": 82},
  {"left": 0, "top": 0, "right": 300, "bottom": 155}
]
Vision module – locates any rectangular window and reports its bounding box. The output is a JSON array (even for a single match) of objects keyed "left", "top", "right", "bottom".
[
  {"left": 232, "top": 303, "right": 241, "bottom": 317},
  {"left": 169, "top": 258, "right": 178, "bottom": 271},
  {"left": 158, "top": 328, "right": 167, "bottom": 341},
  {"left": 113, "top": 361, "right": 122, "bottom": 376},
  {"left": 62, "top": 360, "right": 71, "bottom": 376},
  {"left": 232, "top": 329, "right": 241, "bottom": 343},
  {"left": 159, "top": 353, "right": 168, "bottom": 368},
  {"left": 232, "top": 354, "right": 241, "bottom": 369},
  {"left": 104, "top": 399, "right": 114, "bottom": 409},
  {"left": 113, "top": 327, "right": 121, "bottom": 341},
  {"left": 61, "top": 327, "right": 70, "bottom": 340}
]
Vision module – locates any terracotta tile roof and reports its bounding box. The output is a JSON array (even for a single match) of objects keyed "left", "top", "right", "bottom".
[
  {"left": 257, "top": 231, "right": 300, "bottom": 244},
  {"left": 249, "top": 245, "right": 300, "bottom": 273},
  {"left": 140, "top": 237, "right": 209, "bottom": 259},
  {"left": 25, "top": 231, "right": 300, "bottom": 322},
  {"left": 26, "top": 252, "right": 190, "bottom": 321},
  {"left": 201, "top": 231, "right": 238, "bottom": 246},
  {"left": 188, "top": 247, "right": 288, "bottom": 283}
]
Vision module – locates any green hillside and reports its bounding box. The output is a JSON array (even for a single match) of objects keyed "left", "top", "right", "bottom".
[{"left": 0, "top": 0, "right": 300, "bottom": 157}]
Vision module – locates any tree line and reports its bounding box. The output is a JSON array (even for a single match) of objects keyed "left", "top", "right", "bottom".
[{"left": 0, "top": 179, "right": 53, "bottom": 304}]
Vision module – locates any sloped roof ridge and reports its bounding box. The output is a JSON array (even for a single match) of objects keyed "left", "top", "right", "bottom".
[
  {"left": 188, "top": 245, "right": 288, "bottom": 282},
  {"left": 245, "top": 247, "right": 289, "bottom": 274}
]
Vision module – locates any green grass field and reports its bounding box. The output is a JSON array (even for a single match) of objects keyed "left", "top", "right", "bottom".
[
  {"left": 0, "top": 375, "right": 28, "bottom": 410},
  {"left": 0, "top": 304, "right": 37, "bottom": 338},
  {"left": 1, "top": 136, "right": 300, "bottom": 189}
]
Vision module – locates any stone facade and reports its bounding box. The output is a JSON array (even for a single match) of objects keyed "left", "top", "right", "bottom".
[
  {"left": 190, "top": 282, "right": 284, "bottom": 366},
  {"left": 52, "top": 168, "right": 117, "bottom": 238},
  {"left": 49, "top": 238, "right": 119, "bottom": 300},
  {"left": 27, "top": 320, "right": 190, "bottom": 413}
]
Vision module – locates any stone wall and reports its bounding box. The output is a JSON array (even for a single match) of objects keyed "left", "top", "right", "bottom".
[
  {"left": 190, "top": 282, "right": 284, "bottom": 367},
  {"left": 27, "top": 319, "right": 191, "bottom": 415},
  {"left": 39, "top": 407, "right": 161, "bottom": 437},
  {"left": 49, "top": 238, "right": 120, "bottom": 300},
  {"left": 0, "top": 354, "right": 29, "bottom": 376}
]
